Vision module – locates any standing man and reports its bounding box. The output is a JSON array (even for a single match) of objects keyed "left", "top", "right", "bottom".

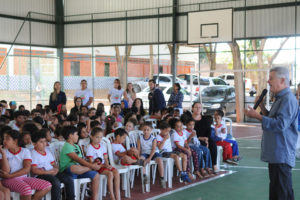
[
  {"left": 74, "top": 80, "right": 94, "bottom": 108},
  {"left": 148, "top": 79, "right": 166, "bottom": 115},
  {"left": 245, "top": 66, "right": 299, "bottom": 200}
]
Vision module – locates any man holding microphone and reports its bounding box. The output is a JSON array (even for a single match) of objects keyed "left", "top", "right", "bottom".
[{"left": 245, "top": 66, "right": 299, "bottom": 200}]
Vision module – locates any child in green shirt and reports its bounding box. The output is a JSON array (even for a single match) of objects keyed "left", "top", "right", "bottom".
[{"left": 59, "top": 126, "right": 100, "bottom": 200}]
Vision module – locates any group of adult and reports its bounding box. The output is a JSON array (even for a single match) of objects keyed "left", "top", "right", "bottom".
[{"left": 49, "top": 78, "right": 185, "bottom": 115}]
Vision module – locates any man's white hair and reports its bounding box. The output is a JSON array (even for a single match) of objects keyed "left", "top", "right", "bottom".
[{"left": 270, "top": 66, "right": 290, "bottom": 87}]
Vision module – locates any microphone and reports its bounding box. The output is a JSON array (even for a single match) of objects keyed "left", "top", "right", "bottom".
[{"left": 253, "top": 89, "right": 268, "bottom": 110}]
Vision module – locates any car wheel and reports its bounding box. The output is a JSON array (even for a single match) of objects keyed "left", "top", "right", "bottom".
[{"left": 133, "top": 84, "right": 141, "bottom": 93}]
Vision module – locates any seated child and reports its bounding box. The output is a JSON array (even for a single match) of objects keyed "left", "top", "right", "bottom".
[
  {"left": 95, "top": 110, "right": 106, "bottom": 129},
  {"left": 112, "top": 128, "right": 143, "bottom": 167},
  {"left": 87, "top": 127, "right": 120, "bottom": 200},
  {"left": 207, "top": 115, "right": 237, "bottom": 165},
  {"left": 77, "top": 122, "right": 90, "bottom": 156},
  {"left": 214, "top": 110, "right": 241, "bottom": 163},
  {"left": 59, "top": 126, "right": 100, "bottom": 200},
  {"left": 105, "top": 115, "right": 116, "bottom": 136},
  {"left": 0, "top": 130, "right": 51, "bottom": 199},
  {"left": 22, "top": 131, "right": 34, "bottom": 149},
  {"left": 90, "top": 120, "right": 101, "bottom": 129},
  {"left": 125, "top": 120, "right": 135, "bottom": 133},
  {"left": 31, "top": 130, "right": 75, "bottom": 200},
  {"left": 184, "top": 118, "right": 213, "bottom": 176},
  {"left": 0, "top": 146, "right": 10, "bottom": 200},
  {"left": 170, "top": 118, "right": 201, "bottom": 180},
  {"left": 137, "top": 122, "right": 166, "bottom": 188},
  {"left": 156, "top": 121, "right": 191, "bottom": 183}
]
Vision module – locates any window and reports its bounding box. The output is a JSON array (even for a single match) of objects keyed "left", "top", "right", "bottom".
[
  {"left": 227, "top": 75, "right": 234, "bottom": 80},
  {"left": 193, "top": 78, "right": 210, "bottom": 86},
  {"left": 70, "top": 61, "right": 80, "bottom": 76},
  {"left": 159, "top": 76, "right": 171, "bottom": 82},
  {"left": 104, "top": 63, "right": 110, "bottom": 77},
  {"left": 213, "top": 78, "right": 227, "bottom": 85}
]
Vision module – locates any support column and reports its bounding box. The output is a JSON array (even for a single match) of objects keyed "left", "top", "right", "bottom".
[
  {"left": 171, "top": 0, "right": 178, "bottom": 83},
  {"left": 55, "top": 0, "right": 64, "bottom": 90}
]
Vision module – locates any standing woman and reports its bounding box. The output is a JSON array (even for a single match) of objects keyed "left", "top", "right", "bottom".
[
  {"left": 167, "top": 83, "right": 184, "bottom": 113},
  {"left": 108, "top": 79, "right": 128, "bottom": 105},
  {"left": 192, "top": 102, "right": 218, "bottom": 173},
  {"left": 49, "top": 81, "right": 67, "bottom": 112},
  {"left": 126, "top": 83, "right": 136, "bottom": 108}
]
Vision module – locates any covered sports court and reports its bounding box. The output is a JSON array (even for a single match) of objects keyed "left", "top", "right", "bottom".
[{"left": 0, "top": 0, "right": 300, "bottom": 200}]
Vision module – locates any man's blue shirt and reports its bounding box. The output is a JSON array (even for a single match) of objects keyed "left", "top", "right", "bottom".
[{"left": 261, "top": 88, "right": 299, "bottom": 167}]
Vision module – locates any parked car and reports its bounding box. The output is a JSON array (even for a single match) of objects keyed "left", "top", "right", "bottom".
[
  {"left": 218, "top": 74, "right": 252, "bottom": 92},
  {"left": 132, "top": 74, "right": 187, "bottom": 93},
  {"left": 185, "top": 77, "right": 228, "bottom": 96},
  {"left": 136, "top": 84, "right": 196, "bottom": 109},
  {"left": 194, "top": 85, "right": 236, "bottom": 115}
]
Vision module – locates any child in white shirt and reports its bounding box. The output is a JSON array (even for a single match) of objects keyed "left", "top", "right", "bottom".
[
  {"left": 137, "top": 122, "right": 166, "bottom": 188},
  {"left": 0, "top": 130, "right": 51, "bottom": 199},
  {"left": 87, "top": 127, "right": 120, "bottom": 200},
  {"left": 31, "top": 129, "right": 75, "bottom": 200}
]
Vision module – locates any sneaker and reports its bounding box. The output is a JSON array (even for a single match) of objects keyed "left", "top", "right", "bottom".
[
  {"left": 182, "top": 174, "right": 192, "bottom": 183},
  {"left": 233, "top": 156, "right": 243, "bottom": 162},
  {"left": 160, "top": 178, "right": 166, "bottom": 188},
  {"left": 143, "top": 175, "right": 150, "bottom": 185},
  {"left": 225, "top": 159, "right": 238, "bottom": 165},
  {"left": 179, "top": 172, "right": 184, "bottom": 183}
]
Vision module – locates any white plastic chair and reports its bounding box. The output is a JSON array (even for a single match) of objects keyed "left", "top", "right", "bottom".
[
  {"left": 151, "top": 129, "right": 160, "bottom": 137},
  {"left": 107, "top": 131, "right": 145, "bottom": 193},
  {"left": 102, "top": 136, "right": 131, "bottom": 197},
  {"left": 78, "top": 137, "right": 90, "bottom": 157},
  {"left": 11, "top": 190, "right": 35, "bottom": 200},
  {"left": 216, "top": 146, "right": 223, "bottom": 170},
  {"left": 145, "top": 118, "right": 157, "bottom": 128}
]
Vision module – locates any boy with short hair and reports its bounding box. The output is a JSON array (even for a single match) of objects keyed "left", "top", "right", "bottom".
[
  {"left": 31, "top": 130, "right": 75, "bottom": 200},
  {"left": 59, "top": 126, "right": 100, "bottom": 200},
  {"left": 9, "top": 111, "right": 25, "bottom": 131}
]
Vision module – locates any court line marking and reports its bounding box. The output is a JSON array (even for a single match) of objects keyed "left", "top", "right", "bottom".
[
  {"left": 236, "top": 135, "right": 261, "bottom": 139},
  {"left": 146, "top": 170, "right": 236, "bottom": 200},
  {"left": 239, "top": 147, "right": 260, "bottom": 149},
  {"left": 222, "top": 165, "right": 300, "bottom": 171}
]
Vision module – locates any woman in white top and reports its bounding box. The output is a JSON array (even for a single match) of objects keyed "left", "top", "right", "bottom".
[
  {"left": 108, "top": 79, "right": 128, "bottom": 105},
  {"left": 126, "top": 83, "right": 136, "bottom": 108}
]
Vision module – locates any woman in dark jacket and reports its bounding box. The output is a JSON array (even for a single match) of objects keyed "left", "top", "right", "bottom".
[
  {"left": 192, "top": 102, "right": 218, "bottom": 172},
  {"left": 49, "top": 81, "right": 66, "bottom": 112}
]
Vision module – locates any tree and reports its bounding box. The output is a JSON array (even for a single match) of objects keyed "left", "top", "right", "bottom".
[
  {"left": 115, "top": 46, "right": 132, "bottom": 88},
  {"left": 149, "top": 45, "right": 154, "bottom": 79},
  {"left": 203, "top": 43, "right": 217, "bottom": 77},
  {"left": 249, "top": 38, "right": 289, "bottom": 94},
  {"left": 228, "top": 41, "right": 244, "bottom": 122},
  {"left": 167, "top": 44, "right": 180, "bottom": 75}
]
